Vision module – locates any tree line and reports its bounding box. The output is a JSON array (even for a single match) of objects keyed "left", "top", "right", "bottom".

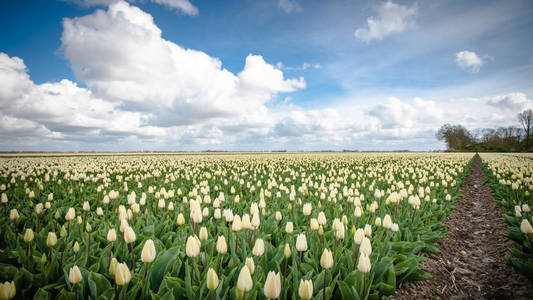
[{"left": 436, "top": 109, "right": 533, "bottom": 152}]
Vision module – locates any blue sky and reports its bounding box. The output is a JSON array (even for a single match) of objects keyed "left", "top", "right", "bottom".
[{"left": 0, "top": 0, "right": 532, "bottom": 151}]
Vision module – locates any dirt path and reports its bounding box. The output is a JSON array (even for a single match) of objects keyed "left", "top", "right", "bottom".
[{"left": 391, "top": 155, "right": 533, "bottom": 299}]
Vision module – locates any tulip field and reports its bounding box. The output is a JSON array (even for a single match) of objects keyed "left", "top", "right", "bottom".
[
  {"left": 0, "top": 152, "right": 477, "bottom": 299},
  {"left": 480, "top": 153, "right": 533, "bottom": 279}
]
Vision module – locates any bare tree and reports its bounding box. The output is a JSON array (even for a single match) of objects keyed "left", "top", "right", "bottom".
[{"left": 518, "top": 109, "right": 533, "bottom": 151}]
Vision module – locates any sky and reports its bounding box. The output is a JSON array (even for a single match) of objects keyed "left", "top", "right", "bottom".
[{"left": 0, "top": 0, "right": 532, "bottom": 151}]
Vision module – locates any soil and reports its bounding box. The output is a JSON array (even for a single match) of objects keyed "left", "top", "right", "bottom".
[{"left": 391, "top": 155, "right": 533, "bottom": 300}]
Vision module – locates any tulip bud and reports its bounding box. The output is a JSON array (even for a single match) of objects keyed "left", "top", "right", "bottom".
[
  {"left": 123, "top": 227, "right": 136, "bottom": 244},
  {"left": 237, "top": 265, "right": 253, "bottom": 293},
  {"left": 298, "top": 279, "right": 313, "bottom": 300},
  {"left": 360, "top": 237, "right": 372, "bottom": 256},
  {"left": 206, "top": 268, "right": 219, "bottom": 291},
  {"left": 521, "top": 219, "right": 533, "bottom": 234},
  {"left": 310, "top": 218, "right": 319, "bottom": 231},
  {"left": 302, "top": 203, "right": 312, "bottom": 216},
  {"left": 115, "top": 263, "right": 131, "bottom": 286},
  {"left": 186, "top": 236, "right": 200, "bottom": 257},
  {"left": 24, "top": 229, "right": 34, "bottom": 243},
  {"left": 177, "top": 213, "right": 185, "bottom": 225},
  {"left": 232, "top": 215, "right": 242, "bottom": 232},
  {"left": 357, "top": 253, "right": 371, "bottom": 273},
  {"left": 374, "top": 217, "right": 381, "bottom": 227},
  {"left": 335, "top": 224, "right": 345, "bottom": 240},
  {"left": 216, "top": 236, "right": 227, "bottom": 254},
  {"left": 68, "top": 265, "right": 82, "bottom": 284},
  {"left": 263, "top": 271, "right": 281, "bottom": 299},
  {"left": 354, "top": 228, "right": 365, "bottom": 245},
  {"left": 9, "top": 209, "right": 19, "bottom": 221},
  {"left": 0, "top": 281, "right": 16, "bottom": 300},
  {"left": 73, "top": 241, "right": 80, "bottom": 253},
  {"left": 252, "top": 238, "right": 265, "bottom": 256},
  {"left": 141, "top": 239, "right": 156, "bottom": 263},
  {"left": 296, "top": 234, "right": 307, "bottom": 252},
  {"left": 35, "top": 203, "right": 43, "bottom": 214},
  {"left": 109, "top": 257, "right": 118, "bottom": 275},
  {"left": 199, "top": 227, "right": 208, "bottom": 241},
  {"left": 383, "top": 214, "right": 393, "bottom": 229},
  {"left": 284, "top": 243, "right": 291, "bottom": 258},
  {"left": 275, "top": 211, "right": 282, "bottom": 221},
  {"left": 320, "top": 248, "right": 333, "bottom": 269},
  {"left": 65, "top": 207, "right": 75, "bottom": 221},
  {"left": 317, "top": 212, "right": 326, "bottom": 225},
  {"left": 285, "top": 222, "right": 293, "bottom": 234},
  {"left": 107, "top": 229, "right": 117, "bottom": 242},
  {"left": 96, "top": 207, "right": 103, "bottom": 216},
  {"left": 86, "top": 222, "right": 92, "bottom": 232},
  {"left": 245, "top": 257, "right": 255, "bottom": 274},
  {"left": 46, "top": 232, "right": 57, "bottom": 247},
  {"left": 83, "top": 201, "right": 90, "bottom": 211}
]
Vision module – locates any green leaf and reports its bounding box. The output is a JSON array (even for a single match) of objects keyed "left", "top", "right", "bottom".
[{"left": 150, "top": 247, "right": 180, "bottom": 293}]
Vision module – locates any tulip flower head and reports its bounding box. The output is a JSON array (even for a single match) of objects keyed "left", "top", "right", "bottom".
[
  {"left": 68, "top": 265, "right": 82, "bottom": 284},
  {"left": 296, "top": 234, "right": 308, "bottom": 252},
  {"left": 206, "top": 268, "right": 219, "bottom": 291},
  {"left": 237, "top": 265, "right": 253, "bottom": 293},
  {"left": 263, "top": 271, "right": 281, "bottom": 299},
  {"left": 141, "top": 239, "right": 156, "bottom": 263},
  {"left": 115, "top": 263, "right": 131, "bottom": 286},
  {"left": 0, "top": 281, "right": 15, "bottom": 300},
  {"left": 298, "top": 279, "right": 313, "bottom": 300},
  {"left": 320, "top": 248, "right": 333, "bottom": 269}
]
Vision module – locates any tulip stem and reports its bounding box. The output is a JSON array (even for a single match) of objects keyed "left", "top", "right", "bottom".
[
  {"left": 282, "top": 258, "right": 288, "bottom": 291},
  {"left": 144, "top": 262, "right": 149, "bottom": 281},
  {"left": 191, "top": 258, "right": 195, "bottom": 286},
  {"left": 211, "top": 290, "right": 214, "bottom": 300},
  {"left": 36, "top": 215, "right": 40, "bottom": 233},
  {"left": 363, "top": 273, "right": 367, "bottom": 300},
  {"left": 323, "top": 269, "right": 327, "bottom": 300},
  {"left": 108, "top": 243, "right": 114, "bottom": 270},
  {"left": 352, "top": 247, "right": 359, "bottom": 269},
  {"left": 122, "top": 283, "right": 127, "bottom": 300},
  {"left": 129, "top": 243, "right": 135, "bottom": 271},
  {"left": 298, "top": 251, "right": 302, "bottom": 273},
  {"left": 74, "top": 284, "right": 78, "bottom": 300}
]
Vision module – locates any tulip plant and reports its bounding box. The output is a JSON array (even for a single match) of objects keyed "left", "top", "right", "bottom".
[
  {"left": 480, "top": 153, "right": 533, "bottom": 280},
  {"left": 0, "top": 152, "right": 472, "bottom": 299}
]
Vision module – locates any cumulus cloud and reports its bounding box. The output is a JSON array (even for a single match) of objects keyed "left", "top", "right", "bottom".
[
  {"left": 1, "top": 1, "right": 530, "bottom": 151},
  {"left": 355, "top": 1, "right": 417, "bottom": 42},
  {"left": 486, "top": 93, "right": 533, "bottom": 111},
  {"left": 65, "top": 0, "right": 198, "bottom": 16},
  {"left": 61, "top": 1, "right": 304, "bottom": 128},
  {"left": 0, "top": 1, "right": 306, "bottom": 150},
  {"left": 456, "top": 50, "right": 483, "bottom": 73},
  {"left": 278, "top": 0, "right": 302, "bottom": 13}
]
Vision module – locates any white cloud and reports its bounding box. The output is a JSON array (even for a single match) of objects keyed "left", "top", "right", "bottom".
[
  {"left": 278, "top": 0, "right": 301, "bottom": 13},
  {"left": 355, "top": 1, "right": 417, "bottom": 42},
  {"left": 151, "top": 0, "right": 198, "bottom": 15},
  {"left": 65, "top": 0, "right": 198, "bottom": 16},
  {"left": 61, "top": 1, "right": 304, "bottom": 128},
  {"left": 456, "top": 50, "right": 483, "bottom": 73},
  {"left": 486, "top": 93, "right": 533, "bottom": 111},
  {"left": 1, "top": 1, "right": 530, "bottom": 151}
]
